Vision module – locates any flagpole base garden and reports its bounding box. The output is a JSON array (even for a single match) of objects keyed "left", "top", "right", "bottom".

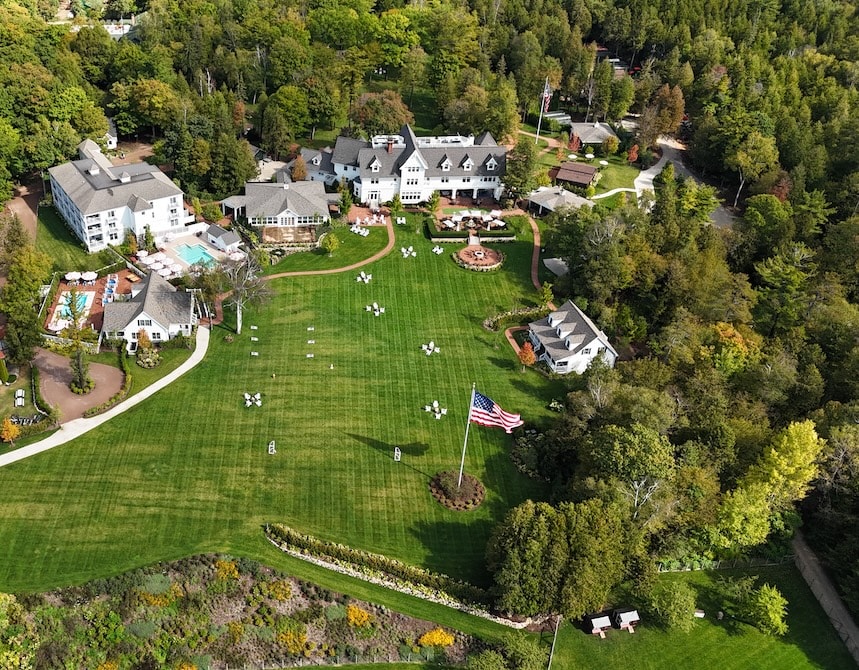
[{"left": 430, "top": 471, "right": 485, "bottom": 511}]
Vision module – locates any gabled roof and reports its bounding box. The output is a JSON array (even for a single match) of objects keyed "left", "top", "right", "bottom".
[
  {"left": 102, "top": 272, "right": 193, "bottom": 332},
  {"left": 242, "top": 181, "right": 332, "bottom": 219},
  {"left": 569, "top": 122, "right": 618, "bottom": 144},
  {"left": 529, "top": 300, "right": 617, "bottom": 359},
  {"left": 49, "top": 142, "right": 183, "bottom": 215},
  {"left": 474, "top": 130, "right": 498, "bottom": 146},
  {"left": 332, "top": 136, "right": 370, "bottom": 166},
  {"left": 528, "top": 186, "right": 593, "bottom": 212},
  {"left": 550, "top": 162, "right": 598, "bottom": 186},
  {"left": 207, "top": 223, "right": 241, "bottom": 246}
]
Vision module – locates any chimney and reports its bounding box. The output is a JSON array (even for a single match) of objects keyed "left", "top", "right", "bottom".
[{"left": 386, "top": 138, "right": 394, "bottom": 154}]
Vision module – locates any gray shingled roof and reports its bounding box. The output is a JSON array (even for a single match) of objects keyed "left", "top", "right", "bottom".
[
  {"left": 102, "top": 272, "right": 193, "bottom": 333},
  {"left": 332, "top": 137, "right": 370, "bottom": 166},
  {"left": 528, "top": 187, "right": 593, "bottom": 212},
  {"left": 48, "top": 151, "right": 183, "bottom": 216},
  {"left": 243, "top": 181, "right": 332, "bottom": 219},
  {"left": 529, "top": 300, "right": 617, "bottom": 358},
  {"left": 569, "top": 122, "right": 618, "bottom": 144},
  {"left": 207, "top": 223, "right": 241, "bottom": 246}
]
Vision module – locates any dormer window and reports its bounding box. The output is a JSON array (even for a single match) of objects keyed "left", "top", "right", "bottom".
[
  {"left": 312, "top": 156, "right": 320, "bottom": 165},
  {"left": 369, "top": 158, "right": 381, "bottom": 173},
  {"left": 440, "top": 157, "right": 451, "bottom": 172},
  {"left": 462, "top": 157, "right": 474, "bottom": 171},
  {"left": 486, "top": 156, "right": 498, "bottom": 171}
]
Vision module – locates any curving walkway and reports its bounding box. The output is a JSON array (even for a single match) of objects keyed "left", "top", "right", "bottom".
[
  {"left": 0, "top": 327, "right": 211, "bottom": 468},
  {"left": 266, "top": 217, "right": 395, "bottom": 280},
  {"left": 592, "top": 187, "right": 637, "bottom": 200}
]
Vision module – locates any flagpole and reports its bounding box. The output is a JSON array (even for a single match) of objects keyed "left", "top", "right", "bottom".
[
  {"left": 458, "top": 383, "right": 476, "bottom": 488},
  {"left": 535, "top": 76, "right": 548, "bottom": 145}
]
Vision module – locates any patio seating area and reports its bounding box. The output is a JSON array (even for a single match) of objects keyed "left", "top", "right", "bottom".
[
  {"left": 437, "top": 209, "right": 505, "bottom": 232},
  {"left": 46, "top": 269, "right": 142, "bottom": 333}
]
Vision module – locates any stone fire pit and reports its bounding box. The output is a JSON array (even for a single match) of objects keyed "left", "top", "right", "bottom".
[{"left": 455, "top": 244, "right": 504, "bottom": 271}]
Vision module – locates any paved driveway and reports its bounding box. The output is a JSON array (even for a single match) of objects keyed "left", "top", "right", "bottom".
[{"left": 34, "top": 348, "right": 124, "bottom": 422}]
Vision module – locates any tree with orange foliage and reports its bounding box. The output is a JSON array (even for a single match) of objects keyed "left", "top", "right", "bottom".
[{"left": 518, "top": 341, "right": 537, "bottom": 372}]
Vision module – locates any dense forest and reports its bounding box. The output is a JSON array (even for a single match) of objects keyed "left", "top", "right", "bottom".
[{"left": 3, "top": 0, "right": 859, "bottom": 624}]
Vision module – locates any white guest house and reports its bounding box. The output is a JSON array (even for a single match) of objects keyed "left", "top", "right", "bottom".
[
  {"left": 329, "top": 125, "right": 507, "bottom": 208},
  {"left": 221, "top": 180, "right": 337, "bottom": 245},
  {"left": 49, "top": 140, "right": 194, "bottom": 252},
  {"left": 101, "top": 272, "right": 197, "bottom": 352},
  {"left": 528, "top": 300, "right": 618, "bottom": 374}
]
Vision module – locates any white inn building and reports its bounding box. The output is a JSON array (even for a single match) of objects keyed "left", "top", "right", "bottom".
[
  {"left": 49, "top": 140, "right": 194, "bottom": 252},
  {"left": 330, "top": 125, "right": 507, "bottom": 207}
]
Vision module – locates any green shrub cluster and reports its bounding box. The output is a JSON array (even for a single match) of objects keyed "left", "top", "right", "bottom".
[
  {"left": 267, "top": 524, "right": 489, "bottom": 606},
  {"left": 29, "top": 365, "right": 59, "bottom": 426},
  {"left": 482, "top": 306, "right": 550, "bottom": 332}
]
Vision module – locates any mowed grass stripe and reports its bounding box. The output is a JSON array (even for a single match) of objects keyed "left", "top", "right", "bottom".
[{"left": 0, "top": 222, "right": 558, "bottom": 591}]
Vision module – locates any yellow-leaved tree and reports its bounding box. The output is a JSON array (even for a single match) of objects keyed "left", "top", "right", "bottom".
[{"left": 1, "top": 417, "right": 20, "bottom": 446}]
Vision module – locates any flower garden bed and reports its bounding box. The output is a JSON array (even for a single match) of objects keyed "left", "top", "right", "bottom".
[{"left": 429, "top": 471, "right": 486, "bottom": 511}]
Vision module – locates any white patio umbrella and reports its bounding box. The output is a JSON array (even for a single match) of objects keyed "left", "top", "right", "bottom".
[
  {"left": 149, "top": 262, "right": 164, "bottom": 271},
  {"left": 585, "top": 153, "right": 595, "bottom": 159},
  {"left": 229, "top": 251, "right": 245, "bottom": 261},
  {"left": 65, "top": 271, "right": 81, "bottom": 281},
  {"left": 140, "top": 255, "right": 156, "bottom": 265},
  {"left": 599, "top": 160, "right": 609, "bottom": 166},
  {"left": 81, "top": 271, "right": 97, "bottom": 281},
  {"left": 152, "top": 251, "right": 166, "bottom": 261},
  {"left": 158, "top": 267, "right": 172, "bottom": 277},
  {"left": 137, "top": 250, "right": 149, "bottom": 258},
  {"left": 169, "top": 263, "right": 183, "bottom": 273}
]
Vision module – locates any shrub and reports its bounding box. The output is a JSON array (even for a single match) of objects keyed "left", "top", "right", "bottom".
[
  {"left": 346, "top": 604, "right": 372, "bottom": 628},
  {"left": 215, "top": 559, "right": 239, "bottom": 581},
  {"left": 418, "top": 628, "right": 454, "bottom": 647},
  {"left": 266, "top": 579, "right": 291, "bottom": 602},
  {"left": 324, "top": 604, "right": 346, "bottom": 621},
  {"left": 267, "top": 524, "right": 490, "bottom": 605},
  {"left": 126, "top": 620, "right": 158, "bottom": 639},
  {"left": 136, "top": 346, "right": 162, "bottom": 368},
  {"left": 276, "top": 620, "right": 307, "bottom": 655}
]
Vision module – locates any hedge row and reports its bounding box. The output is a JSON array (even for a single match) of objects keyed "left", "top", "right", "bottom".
[
  {"left": 30, "top": 365, "right": 58, "bottom": 422},
  {"left": 83, "top": 350, "right": 133, "bottom": 418},
  {"left": 266, "top": 524, "right": 489, "bottom": 606},
  {"left": 482, "top": 306, "right": 550, "bottom": 332}
]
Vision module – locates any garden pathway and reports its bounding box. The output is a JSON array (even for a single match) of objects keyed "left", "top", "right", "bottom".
[
  {"left": 0, "top": 326, "right": 210, "bottom": 468},
  {"left": 207, "top": 217, "right": 397, "bottom": 327},
  {"left": 34, "top": 348, "right": 124, "bottom": 421}
]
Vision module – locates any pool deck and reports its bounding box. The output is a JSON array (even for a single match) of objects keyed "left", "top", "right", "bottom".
[
  {"left": 159, "top": 234, "right": 227, "bottom": 268},
  {"left": 46, "top": 270, "right": 141, "bottom": 333}
]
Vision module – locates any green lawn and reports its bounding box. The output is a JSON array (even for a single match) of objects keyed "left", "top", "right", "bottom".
[
  {"left": 263, "top": 226, "right": 389, "bottom": 275},
  {"left": 5, "top": 211, "right": 853, "bottom": 668},
  {"left": 550, "top": 567, "right": 854, "bottom": 670},
  {"left": 594, "top": 155, "right": 640, "bottom": 194},
  {"left": 0, "top": 217, "right": 556, "bottom": 593},
  {"left": 35, "top": 206, "right": 116, "bottom": 274}
]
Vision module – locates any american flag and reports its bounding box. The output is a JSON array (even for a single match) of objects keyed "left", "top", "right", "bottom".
[
  {"left": 470, "top": 391, "right": 523, "bottom": 434},
  {"left": 542, "top": 79, "right": 552, "bottom": 113}
]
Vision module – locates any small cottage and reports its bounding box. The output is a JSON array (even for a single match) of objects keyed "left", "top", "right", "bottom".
[
  {"left": 528, "top": 300, "right": 617, "bottom": 374},
  {"left": 101, "top": 272, "right": 197, "bottom": 352},
  {"left": 206, "top": 224, "right": 242, "bottom": 253}
]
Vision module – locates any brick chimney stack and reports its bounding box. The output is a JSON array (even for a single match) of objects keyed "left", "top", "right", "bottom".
[{"left": 387, "top": 138, "right": 394, "bottom": 154}]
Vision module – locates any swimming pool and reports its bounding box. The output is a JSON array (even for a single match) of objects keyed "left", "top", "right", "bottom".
[
  {"left": 58, "top": 291, "right": 90, "bottom": 318},
  {"left": 177, "top": 243, "right": 217, "bottom": 266}
]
